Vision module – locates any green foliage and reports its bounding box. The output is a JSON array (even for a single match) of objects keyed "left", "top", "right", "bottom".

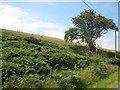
[
  {"left": 3, "top": 74, "right": 43, "bottom": 88},
  {"left": 109, "top": 58, "right": 120, "bottom": 67},
  {"left": 96, "top": 48, "right": 116, "bottom": 58},
  {"left": 68, "top": 44, "right": 86, "bottom": 55},
  {"left": 24, "top": 36, "right": 39, "bottom": 44},
  {"left": 59, "top": 76, "right": 85, "bottom": 89},
  {"left": 64, "top": 28, "right": 78, "bottom": 43},
  {"left": 39, "top": 78, "right": 60, "bottom": 88},
  {"left": 91, "top": 62, "right": 108, "bottom": 78},
  {"left": 49, "top": 52, "right": 77, "bottom": 70},
  {"left": 3, "top": 75, "right": 60, "bottom": 88},
  {"left": 53, "top": 70, "right": 85, "bottom": 89},
  {"left": 87, "top": 71, "right": 118, "bottom": 88},
  {"left": 88, "top": 63, "right": 118, "bottom": 79},
  {"left": 67, "top": 9, "right": 118, "bottom": 54},
  {"left": 77, "top": 59, "right": 91, "bottom": 69},
  {"left": 2, "top": 29, "right": 120, "bottom": 88}
]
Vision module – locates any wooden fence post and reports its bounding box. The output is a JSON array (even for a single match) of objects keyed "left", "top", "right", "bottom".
[
  {"left": 74, "top": 64, "right": 77, "bottom": 72},
  {"left": 50, "top": 67, "right": 52, "bottom": 78}
]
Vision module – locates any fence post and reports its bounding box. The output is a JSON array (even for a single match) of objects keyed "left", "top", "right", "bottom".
[
  {"left": 50, "top": 67, "right": 52, "bottom": 78},
  {"left": 74, "top": 64, "right": 77, "bottom": 72}
]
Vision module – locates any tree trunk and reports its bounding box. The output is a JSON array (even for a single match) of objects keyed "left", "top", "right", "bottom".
[{"left": 87, "top": 42, "right": 96, "bottom": 56}]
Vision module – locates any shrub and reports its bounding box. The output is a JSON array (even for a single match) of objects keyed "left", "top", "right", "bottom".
[
  {"left": 49, "top": 52, "right": 77, "bottom": 70},
  {"left": 78, "top": 68, "right": 100, "bottom": 86},
  {"left": 88, "top": 63, "right": 118, "bottom": 79},
  {"left": 40, "top": 78, "right": 60, "bottom": 88},
  {"left": 2, "top": 61, "right": 36, "bottom": 80},
  {"left": 24, "top": 36, "right": 39, "bottom": 44},
  {"left": 3, "top": 74, "right": 43, "bottom": 88},
  {"left": 91, "top": 62, "right": 108, "bottom": 78},
  {"left": 109, "top": 58, "right": 120, "bottom": 67},
  {"left": 3, "top": 74, "right": 59, "bottom": 88},
  {"left": 105, "top": 64, "right": 118, "bottom": 74},
  {"left": 59, "top": 75, "right": 85, "bottom": 89},
  {"left": 77, "top": 59, "right": 92, "bottom": 69}
]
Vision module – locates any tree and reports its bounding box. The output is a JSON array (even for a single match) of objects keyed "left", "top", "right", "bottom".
[
  {"left": 64, "top": 28, "right": 78, "bottom": 43},
  {"left": 65, "top": 9, "right": 118, "bottom": 54}
]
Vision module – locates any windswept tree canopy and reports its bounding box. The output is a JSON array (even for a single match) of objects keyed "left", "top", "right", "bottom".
[
  {"left": 65, "top": 9, "right": 118, "bottom": 54},
  {"left": 64, "top": 28, "right": 78, "bottom": 43}
]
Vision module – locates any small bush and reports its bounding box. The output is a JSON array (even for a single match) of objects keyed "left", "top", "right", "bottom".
[
  {"left": 40, "top": 78, "right": 60, "bottom": 88},
  {"left": 3, "top": 74, "right": 44, "bottom": 88},
  {"left": 78, "top": 68, "right": 100, "bottom": 86},
  {"left": 24, "top": 36, "right": 39, "bottom": 44},
  {"left": 59, "top": 75, "right": 85, "bottom": 89},
  {"left": 49, "top": 52, "right": 77, "bottom": 70},
  {"left": 109, "top": 58, "right": 120, "bottom": 67},
  {"left": 105, "top": 64, "right": 118, "bottom": 74}
]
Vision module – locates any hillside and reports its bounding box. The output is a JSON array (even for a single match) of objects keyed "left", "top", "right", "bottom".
[{"left": 1, "top": 29, "right": 120, "bottom": 89}]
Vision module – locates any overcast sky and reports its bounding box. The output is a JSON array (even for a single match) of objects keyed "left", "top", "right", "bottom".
[{"left": 0, "top": 1, "right": 118, "bottom": 50}]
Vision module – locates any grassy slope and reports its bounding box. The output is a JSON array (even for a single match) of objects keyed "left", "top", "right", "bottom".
[
  {"left": 1, "top": 29, "right": 71, "bottom": 48},
  {"left": 2, "top": 29, "right": 118, "bottom": 56},
  {"left": 87, "top": 71, "right": 118, "bottom": 88},
  {"left": 2, "top": 29, "right": 120, "bottom": 88}
]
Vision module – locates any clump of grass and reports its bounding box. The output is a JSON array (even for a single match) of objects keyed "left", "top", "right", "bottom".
[{"left": 87, "top": 71, "right": 118, "bottom": 88}]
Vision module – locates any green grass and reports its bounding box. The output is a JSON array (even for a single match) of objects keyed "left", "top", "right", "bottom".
[{"left": 87, "top": 71, "right": 118, "bottom": 88}]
